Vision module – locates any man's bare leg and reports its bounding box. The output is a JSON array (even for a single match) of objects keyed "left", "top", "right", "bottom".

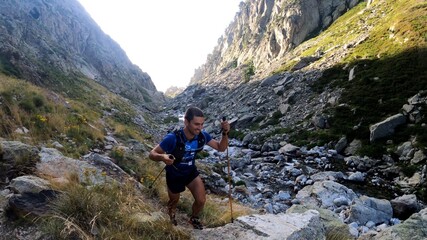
[
  {"left": 167, "top": 189, "right": 180, "bottom": 225},
  {"left": 187, "top": 176, "right": 206, "bottom": 217}
]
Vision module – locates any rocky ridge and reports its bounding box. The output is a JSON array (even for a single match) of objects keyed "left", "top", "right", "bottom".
[{"left": 191, "top": 0, "right": 361, "bottom": 85}]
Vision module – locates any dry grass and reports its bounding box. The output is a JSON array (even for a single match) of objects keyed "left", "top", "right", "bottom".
[{"left": 41, "top": 173, "right": 191, "bottom": 239}]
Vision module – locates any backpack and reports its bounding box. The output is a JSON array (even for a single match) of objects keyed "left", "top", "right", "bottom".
[{"left": 170, "top": 129, "right": 206, "bottom": 163}]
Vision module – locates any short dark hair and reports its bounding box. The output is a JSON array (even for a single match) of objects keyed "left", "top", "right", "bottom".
[{"left": 185, "top": 107, "right": 204, "bottom": 121}]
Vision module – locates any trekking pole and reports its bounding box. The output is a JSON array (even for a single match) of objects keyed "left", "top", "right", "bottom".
[
  {"left": 148, "top": 166, "right": 165, "bottom": 189},
  {"left": 148, "top": 155, "right": 174, "bottom": 189},
  {"left": 223, "top": 117, "right": 233, "bottom": 223}
]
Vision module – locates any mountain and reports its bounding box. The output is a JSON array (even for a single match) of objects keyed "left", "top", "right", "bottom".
[
  {"left": 190, "top": 0, "right": 362, "bottom": 85},
  {"left": 0, "top": 0, "right": 163, "bottom": 108},
  {"left": 171, "top": 0, "right": 426, "bottom": 150}
]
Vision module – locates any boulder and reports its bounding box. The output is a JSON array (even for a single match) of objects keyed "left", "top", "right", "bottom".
[
  {"left": 8, "top": 175, "right": 51, "bottom": 194},
  {"left": 359, "top": 208, "right": 427, "bottom": 240},
  {"left": 369, "top": 114, "right": 406, "bottom": 142},
  {"left": 194, "top": 210, "right": 325, "bottom": 240},
  {"left": 344, "top": 139, "right": 362, "bottom": 156},
  {"left": 390, "top": 194, "right": 420, "bottom": 220},
  {"left": 7, "top": 190, "right": 58, "bottom": 219},
  {"left": 36, "top": 148, "right": 112, "bottom": 185},
  {"left": 295, "top": 181, "right": 358, "bottom": 209},
  {"left": 287, "top": 205, "right": 353, "bottom": 239},
  {"left": 347, "top": 195, "right": 393, "bottom": 225},
  {"left": 0, "top": 141, "right": 39, "bottom": 182}
]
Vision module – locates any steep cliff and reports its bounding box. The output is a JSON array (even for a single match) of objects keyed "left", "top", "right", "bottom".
[
  {"left": 0, "top": 0, "right": 163, "bottom": 107},
  {"left": 190, "top": 0, "right": 361, "bottom": 85}
]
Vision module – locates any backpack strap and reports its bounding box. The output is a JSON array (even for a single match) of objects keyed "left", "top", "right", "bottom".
[
  {"left": 171, "top": 130, "right": 185, "bottom": 163},
  {"left": 170, "top": 129, "right": 206, "bottom": 163}
]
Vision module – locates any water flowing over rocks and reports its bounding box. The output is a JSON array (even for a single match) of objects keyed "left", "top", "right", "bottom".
[{"left": 196, "top": 133, "right": 427, "bottom": 238}]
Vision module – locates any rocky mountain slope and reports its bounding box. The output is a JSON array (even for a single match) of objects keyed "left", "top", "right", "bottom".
[
  {"left": 0, "top": 0, "right": 163, "bottom": 108},
  {"left": 190, "top": 0, "right": 362, "bottom": 85}
]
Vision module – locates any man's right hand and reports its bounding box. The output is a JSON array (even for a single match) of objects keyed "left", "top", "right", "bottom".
[{"left": 162, "top": 154, "right": 175, "bottom": 165}]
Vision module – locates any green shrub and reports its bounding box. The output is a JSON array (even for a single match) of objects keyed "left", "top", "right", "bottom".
[
  {"left": 163, "top": 116, "right": 179, "bottom": 124},
  {"left": 243, "top": 61, "right": 255, "bottom": 82},
  {"left": 229, "top": 129, "right": 245, "bottom": 140},
  {"left": 196, "top": 150, "right": 210, "bottom": 159}
]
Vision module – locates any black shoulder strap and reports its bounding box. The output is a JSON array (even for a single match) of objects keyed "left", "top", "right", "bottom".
[
  {"left": 171, "top": 130, "right": 206, "bottom": 162},
  {"left": 171, "top": 130, "right": 185, "bottom": 161}
]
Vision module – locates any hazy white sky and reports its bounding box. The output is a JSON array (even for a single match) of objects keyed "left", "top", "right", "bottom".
[{"left": 77, "top": 0, "right": 242, "bottom": 92}]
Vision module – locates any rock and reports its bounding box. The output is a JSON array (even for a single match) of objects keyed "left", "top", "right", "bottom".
[
  {"left": 37, "top": 148, "right": 112, "bottom": 185},
  {"left": 344, "top": 139, "right": 362, "bottom": 156},
  {"left": 51, "top": 141, "right": 64, "bottom": 149},
  {"left": 411, "top": 150, "right": 426, "bottom": 164},
  {"left": 347, "top": 196, "right": 393, "bottom": 225},
  {"left": 0, "top": 141, "right": 39, "bottom": 183},
  {"left": 195, "top": 210, "right": 326, "bottom": 240},
  {"left": 242, "top": 133, "right": 254, "bottom": 147},
  {"left": 296, "top": 181, "right": 357, "bottom": 209},
  {"left": 14, "top": 127, "right": 30, "bottom": 134},
  {"left": 312, "top": 115, "right": 329, "bottom": 129},
  {"left": 369, "top": 114, "right": 406, "bottom": 142},
  {"left": 260, "top": 74, "right": 281, "bottom": 87},
  {"left": 333, "top": 196, "right": 350, "bottom": 207},
  {"left": 279, "top": 103, "right": 291, "bottom": 114},
  {"left": 396, "top": 141, "right": 414, "bottom": 159},
  {"left": 279, "top": 144, "right": 300, "bottom": 154},
  {"left": 310, "top": 171, "right": 345, "bottom": 182},
  {"left": 8, "top": 175, "right": 51, "bottom": 194},
  {"left": 7, "top": 190, "right": 58, "bottom": 219},
  {"left": 396, "top": 172, "right": 422, "bottom": 189},
  {"left": 390, "top": 194, "right": 420, "bottom": 220},
  {"left": 287, "top": 205, "right": 352, "bottom": 239},
  {"left": 104, "top": 136, "right": 118, "bottom": 144},
  {"left": 348, "top": 171, "right": 365, "bottom": 182},
  {"left": 335, "top": 136, "right": 347, "bottom": 154},
  {"left": 358, "top": 208, "right": 427, "bottom": 240}
]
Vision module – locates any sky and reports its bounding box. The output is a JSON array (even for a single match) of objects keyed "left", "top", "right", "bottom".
[{"left": 77, "top": 0, "right": 242, "bottom": 92}]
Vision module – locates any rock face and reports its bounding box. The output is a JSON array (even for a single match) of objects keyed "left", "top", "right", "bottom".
[
  {"left": 0, "top": 0, "right": 163, "bottom": 107},
  {"left": 190, "top": 0, "right": 361, "bottom": 84}
]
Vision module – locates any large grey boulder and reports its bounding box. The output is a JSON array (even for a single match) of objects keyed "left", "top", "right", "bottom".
[
  {"left": 369, "top": 114, "right": 406, "bottom": 142},
  {"left": 390, "top": 194, "right": 421, "bottom": 220},
  {"left": 346, "top": 196, "right": 392, "bottom": 225},
  {"left": 358, "top": 208, "right": 427, "bottom": 240},
  {"left": 0, "top": 141, "right": 39, "bottom": 183},
  {"left": 287, "top": 205, "right": 353, "bottom": 239},
  {"left": 194, "top": 210, "right": 325, "bottom": 240},
  {"left": 8, "top": 175, "right": 50, "bottom": 194},
  {"left": 296, "top": 180, "right": 358, "bottom": 209},
  {"left": 36, "top": 148, "right": 112, "bottom": 185}
]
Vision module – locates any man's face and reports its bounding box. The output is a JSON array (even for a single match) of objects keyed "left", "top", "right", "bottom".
[{"left": 185, "top": 116, "right": 204, "bottom": 136}]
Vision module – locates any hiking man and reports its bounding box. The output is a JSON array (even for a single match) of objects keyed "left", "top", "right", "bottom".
[{"left": 149, "top": 107, "right": 230, "bottom": 229}]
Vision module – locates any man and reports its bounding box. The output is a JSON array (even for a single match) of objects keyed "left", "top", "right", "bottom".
[{"left": 149, "top": 107, "right": 230, "bottom": 229}]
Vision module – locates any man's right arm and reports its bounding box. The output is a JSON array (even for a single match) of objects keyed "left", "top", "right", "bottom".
[{"left": 149, "top": 145, "right": 175, "bottom": 165}]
